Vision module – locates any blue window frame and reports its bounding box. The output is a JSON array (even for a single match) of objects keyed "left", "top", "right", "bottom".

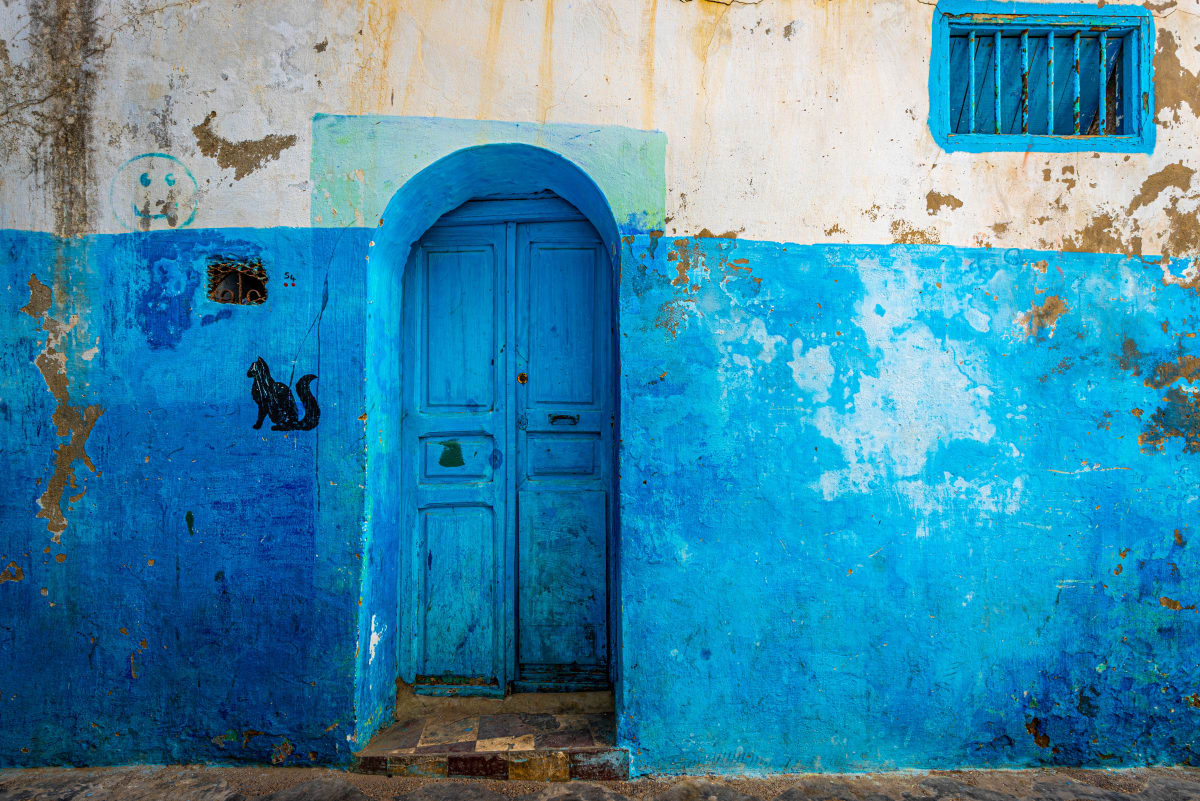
[{"left": 929, "top": 1, "right": 1154, "bottom": 153}]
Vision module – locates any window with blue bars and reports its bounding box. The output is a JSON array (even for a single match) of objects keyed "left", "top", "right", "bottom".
[{"left": 929, "top": 2, "right": 1155, "bottom": 153}]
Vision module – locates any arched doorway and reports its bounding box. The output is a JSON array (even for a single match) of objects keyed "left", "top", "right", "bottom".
[
  {"left": 400, "top": 192, "right": 615, "bottom": 695},
  {"left": 363, "top": 145, "right": 622, "bottom": 715}
]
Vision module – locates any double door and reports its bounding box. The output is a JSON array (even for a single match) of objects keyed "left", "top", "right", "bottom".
[{"left": 400, "top": 197, "right": 613, "bottom": 694}]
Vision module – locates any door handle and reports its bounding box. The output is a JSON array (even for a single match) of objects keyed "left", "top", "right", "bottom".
[
  {"left": 517, "top": 372, "right": 528, "bottom": 385},
  {"left": 549, "top": 414, "right": 579, "bottom": 426}
]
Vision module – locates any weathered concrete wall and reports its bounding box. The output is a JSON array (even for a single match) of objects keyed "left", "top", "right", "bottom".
[
  {"left": 2, "top": 0, "right": 1200, "bottom": 776},
  {"left": 4, "top": 0, "right": 1200, "bottom": 248}
]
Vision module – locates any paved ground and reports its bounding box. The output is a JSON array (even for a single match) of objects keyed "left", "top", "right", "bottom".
[{"left": 3, "top": 766, "right": 1200, "bottom": 801}]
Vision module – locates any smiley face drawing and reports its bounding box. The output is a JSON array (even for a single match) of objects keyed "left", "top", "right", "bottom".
[{"left": 111, "top": 153, "right": 199, "bottom": 232}]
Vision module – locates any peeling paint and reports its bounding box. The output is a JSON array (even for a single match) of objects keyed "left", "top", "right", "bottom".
[
  {"left": 1153, "top": 30, "right": 1200, "bottom": 127},
  {"left": 1159, "top": 260, "right": 1200, "bottom": 292},
  {"left": 1126, "top": 164, "right": 1195, "bottom": 215},
  {"left": 1145, "top": 355, "right": 1200, "bottom": 389},
  {"left": 925, "top": 191, "right": 963, "bottom": 215},
  {"left": 1140, "top": 386, "right": 1200, "bottom": 453},
  {"left": 1018, "top": 295, "right": 1068, "bottom": 339},
  {"left": 20, "top": 274, "right": 104, "bottom": 542},
  {"left": 192, "top": 111, "right": 297, "bottom": 180},
  {"left": 890, "top": 220, "right": 939, "bottom": 244},
  {"left": 1062, "top": 212, "right": 1141, "bottom": 256}
]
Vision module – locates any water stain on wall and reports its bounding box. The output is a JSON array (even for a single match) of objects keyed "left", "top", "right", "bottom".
[
  {"left": 0, "top": 0, "right": 100, "bottom": 236},
  {"left": 192, "top": 111, "right": 297, "bottom": 180},
  {"left": 19, "top": 273, "right": 104, "bottom": 543}
]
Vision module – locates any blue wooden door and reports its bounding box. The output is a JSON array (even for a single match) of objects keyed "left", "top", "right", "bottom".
[
  {"left": 402, "top": 222, "right": 510, "bottom": 694},
  {"left": 513, "top": 221, "right": 611, "bottom": 691},
  {"left": 402, "top": 197, "right": 612, "bottom": 695}
]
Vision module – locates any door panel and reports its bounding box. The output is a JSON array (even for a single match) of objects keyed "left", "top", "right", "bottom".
[
  {"left": 528, "top": 244, "right": 597, "bottom": 405},
  {"left": 517, "top": 489, "right": 608, "bottom": 667},
  {"left": 402, "top": 224, "right": 508, "bottom": 695},
  {"left": 420, "top": 506, "right": 496, "bottom": 677},
  {"left": 423, "top": 248, "right": 496, "bottom": 410},
  {"left": 515, "top": 222, "right": 612, "bottom": 689}
]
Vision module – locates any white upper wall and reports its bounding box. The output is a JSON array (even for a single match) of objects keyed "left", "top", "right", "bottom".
[{"left": 2, "top": 0, "right": 1199, "bottom": 255}]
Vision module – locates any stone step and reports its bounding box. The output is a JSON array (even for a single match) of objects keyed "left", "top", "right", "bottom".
[
  {"left": 354, "top": 711, "right": 628, "bottom": 780},
  {"left": 354, "top": 747, "right": 629, "bottom": 781}
]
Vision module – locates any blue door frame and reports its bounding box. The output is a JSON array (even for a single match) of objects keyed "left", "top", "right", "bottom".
[{"left": 399, "top": 194, "right": 617, "bottom": 696}]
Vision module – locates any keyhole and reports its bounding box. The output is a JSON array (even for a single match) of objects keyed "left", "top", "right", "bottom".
[{"left": 517, "top": 372, "right": 528, "bottom": 384}]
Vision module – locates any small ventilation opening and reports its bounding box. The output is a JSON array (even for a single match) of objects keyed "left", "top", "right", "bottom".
[{"left": 207, "top": 257, "right": 267, "bottom": 305}]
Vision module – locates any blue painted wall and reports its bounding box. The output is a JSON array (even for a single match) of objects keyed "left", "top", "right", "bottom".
[
  {"left": 2, "top": 184, "right": 1199, "bottom": 771},
  {"left": 618, "top": 236, "right": 1200, "bottom": 773},
  {"left": 0, "top": 227, "right": 371, "bottom": 766}
]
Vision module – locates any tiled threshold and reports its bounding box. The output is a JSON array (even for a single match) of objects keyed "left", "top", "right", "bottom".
[{"left": 354, "top": 710, "right": 628, "bottom": 780}]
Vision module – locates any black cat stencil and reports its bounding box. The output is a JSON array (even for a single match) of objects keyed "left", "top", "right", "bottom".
[{"left": 247, "top": 357, "right": 320, "bottom": 431}]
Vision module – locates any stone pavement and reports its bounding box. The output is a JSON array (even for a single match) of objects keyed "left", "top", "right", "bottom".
[{"left": 3, "top": 767, "right": 1200, "bottom": 801}]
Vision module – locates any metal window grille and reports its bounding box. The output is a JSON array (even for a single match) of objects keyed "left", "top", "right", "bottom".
[
  {"left": 930, "top": 3, "right": 1154, "bottom": 153},
  {"left": 949, "top": 27, "right": 1127, "bottom": 136}
]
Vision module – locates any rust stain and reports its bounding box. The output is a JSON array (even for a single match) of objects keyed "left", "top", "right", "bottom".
[
  {"left": 1118, "top": 338, "right": 1143, "bottom": 376},
  {"left": 1139, "top": 386, "right": 1200, "bottom": 453},
  {"left": 1025, "top": 718, "right": 1051, "bottom": 749},
  {"left": 668, "top": 238, "right": 703, "bottom": 290},
  {"left": 1175, "top": 529, "right": 1187, "bottom": 546},
  {"left": 925, "top": 191, "right": 963, "bottom": 215},
  {"left": 641, "top": 0, "right": 659, "bottom": 130},
  {"left": 397, "top": 3, "right": 434, "bottom": 114},
  {"left": 192, "top": 111, "right": 297, "bottom": 180},
  {"left": 1159, "top": 595, "right": 1194, "bottom": 611},
  {"left": 655, "top": 299, "right": 694, "bottom": 339},
  {"left": 1185, "top": 693, "right": 1200, "bottom": 708},
  {"left": 889, "top": 220, "right": 939, "bottom": 245},
  {"left": 1153, "top": 29, "right": 1200, "bottom": 127},
  {"left": 1018, "top": 295, "right": 1068, "bottom": 339},
  {"left": 536, "top": 0, "right": 556, "bottom": 124},
  {"left": 351, "top": 0, "right": 401, "bottom": 114},
  {"left": 477, "top": 0, "right": 507, "bottom": 120},
  {"left": 21, "top": 274, "right": 104, "bottom": 544},
  {"left": 272, "top": 737, "right": 294, "bottom": 764},
  {"left": 1146, "top": 355, "right": 1200, "bottom": 389},
  {"left": 1126, "top": 163, "right": 1195, "bottom": 215},
  {"left": 0, "top": 562, "right": 24, "bottom": 583}
]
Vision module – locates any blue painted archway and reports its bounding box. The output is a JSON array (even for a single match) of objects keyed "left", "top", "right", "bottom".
[{"left": 356, "top": 144, "right": 622, "bottom": 745}]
